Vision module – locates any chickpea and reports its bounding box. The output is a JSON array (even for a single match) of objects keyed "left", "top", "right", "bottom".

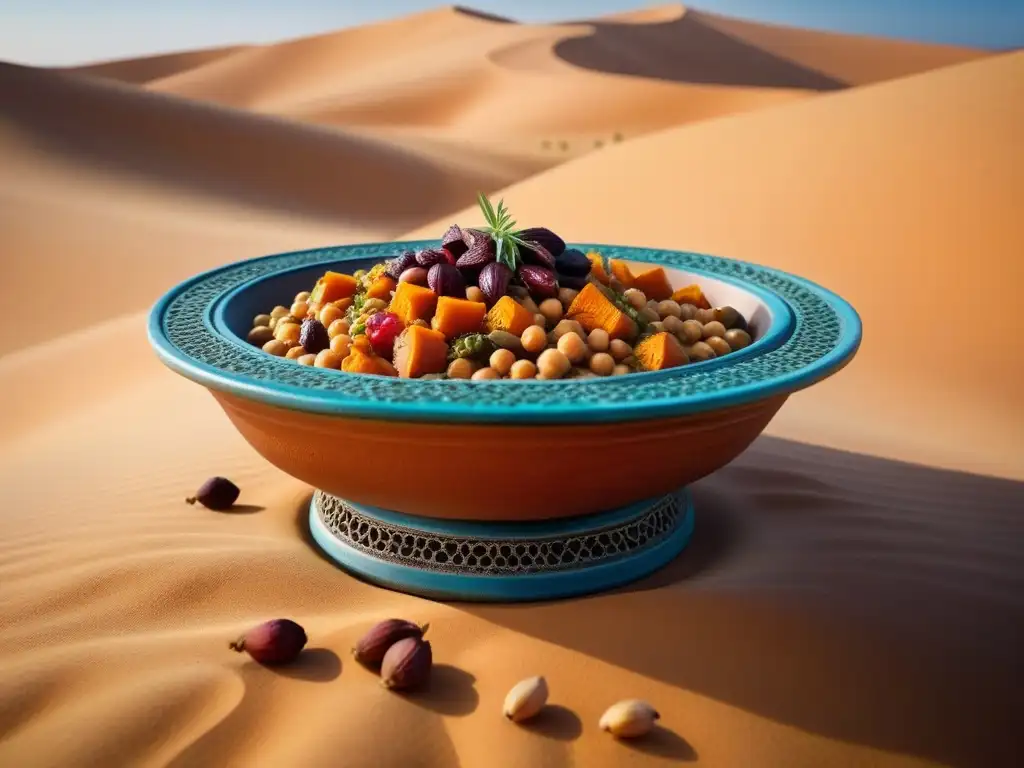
[
  {"left": 612, "top": 364, "right": 631, "bottom": 376},
  {"left": 328, "top": 318, "right": 351, "bottom": 339},
  {"left": 285, "top": 345, "right": 306, "bottom": 360},
  {"left": 307, "top": 301, "right": 322, "bottom": 317},
  {"left": 551, "top": 319, "right": 585, "bottom": 342},
  {"left": 705, "top": 336, "right": 732, "bottom": 356},
  {"left": 521, "top": 325, "right": 548, "bottom": 354},
  {"left": 297, "top": 354, "right": 317, "bottom": 366},
  {"left": 521, "top": 297, "right": 540, "bottom": 315},
  {"left": 678, "top": 319, "right": 703, "bottom": 344},
  {"left": 537, "top": 349, "right": 571, "bottom": 379},
  {"left": 589, "top": 352, "right": 615, "bottom": 376},
  {"left": 695, "top": 308, "right": 717, "bottom": 324},
  {"left": 270, "top": 305, "right": 290, "bottom": 320},
  {"left": 558, "top": 287, "right": 578, "bottom": 308},
  {"left": 724, "top": 328, "right": 753, "bottom": 350},
  {"left": 702, "top": 320, "right": 728, "bottom": 339},
  {"left": 624, "top": 289, "right": 647, "bottom": 310},
  {"left": 447, "top": 358, "right": 475, "bottom": 379},
  {"left": 262, "top": 339, "right": 289, "bottom": 356},
  {"left": 466, "top": 286, "right": 486, "bottom": 303},
  {"left": 662, "top": 315, "right": 683, "bottom": 335},
  {"left": 647, "top": 299, "right": 661, "bottom": 312},
  {"left": 678, "top": 303, "right": 698, "bottom": 321},
  {"left": 319, "top": 303, "right": 343, "bottom": 328},
  {"left": 534, "top": 313, "right": 548, "bottom": 328},
  {"left": 290, "top": 300, "right": 309, "bottom": 319},
  {"left": 539, "top": 298, "right": 563, "bottom": 326},
  {"left": 247, "top": 326, "right": 274, "bottom": 346},
  {"left": 656, "top": 300, "right": 682, "bottom": 319},
  {"left": 510, "top": 359, "right": 537, "bottom": 379},
  {"left": 314, "top": 349, "right": 343, "bottom": 369},
  {"left": 587, "top": 328, "right": 609, "bottom": 352},
  {"left": 253, "top": 313, "right": 272, "bottom": 327},
  {"left": 399, "top": 267, "right": 428, "bottom": 285},
  {"left": 609, "top": 339, "right": 633, "bottom": 361},
  {"left": 472, "top": 367, "right": 500, "bottom": 380},
  {"left": 639, "top": 307, "right": 660, "bottom": 323},
  {"left": 294, "top": 291, "right": 311, "bottom": 303},
  {"left": 489, "top": 348, "right": 516, "bottom": 376},
  {"left": 573, "top": 368, "right": 598, "bottom": 379},
  {"left": 713, "top": 306, "right": 744, "bottom": 329},
  {"left": 648, "top": 321, "right": 666, "bottom": 334},
  {"left": 329, "top": 334, "right": 351, "bottom": 356},
  {"left": 557, "top": 331, "right": 587, "bottom": 364},
  {"left": 274, "top": 322, "right": 301, "bottom": 345},
  {"left": 685, "top": 341, "right": 717, "bottom": 362},
  {"left": 622, "top": 356, "right": 636, "bottom": 367}
]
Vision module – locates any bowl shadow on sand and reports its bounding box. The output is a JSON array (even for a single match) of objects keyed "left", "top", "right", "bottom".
[{"left": 458, "top": 436, "right": 1024, "bottom": 768}]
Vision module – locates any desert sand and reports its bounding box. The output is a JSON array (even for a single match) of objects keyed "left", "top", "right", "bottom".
[{"left": 1, "top": 4, "right": 1022, "bottom": 768}]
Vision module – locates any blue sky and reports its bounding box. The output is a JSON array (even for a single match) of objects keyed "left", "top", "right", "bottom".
[{"left": 2, "top": 0, "right": 1021, "bottom": 66}]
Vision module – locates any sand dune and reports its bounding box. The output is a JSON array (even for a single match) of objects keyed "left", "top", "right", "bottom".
[
  {"left": 97, "top": 6, "right": 813, "bottom": 152},
  {"left": 0, "top": 62, "right": 547, "bottom": 355},
  {"left": 1, "top": 5, "right": 1021, "bottom": 768},
  {"left": 407, "top": 51, "right": 1024, "bottom": 481},
  {"left": 689, "top": 8, "right": 988, "bottom": 85},
  {"left": 65, "top": 44, "right": 253, "bottom": 85}
]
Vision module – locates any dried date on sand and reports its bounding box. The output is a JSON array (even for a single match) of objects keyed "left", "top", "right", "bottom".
[
  {"left": 230, "top": 619, "right": 308, "bottom": 665},
  {"left": 186, "top": 477, "right": 240, "bottom": 510}
]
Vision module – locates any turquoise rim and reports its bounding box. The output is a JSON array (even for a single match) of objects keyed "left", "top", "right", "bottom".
[
  {"left": 307, "top": 490, "right": 695, "bottom": 603},
  {"left": 147, "top": 240, "right": 862, "bottom": 424}
]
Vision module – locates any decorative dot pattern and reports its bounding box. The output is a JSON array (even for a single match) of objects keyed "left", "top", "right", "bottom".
[
  {"left": 155, "top": 240, "right": 855, "bottom": 419},
  {"left": 315, "top": 491, "right": 684, "bottom": 575}
]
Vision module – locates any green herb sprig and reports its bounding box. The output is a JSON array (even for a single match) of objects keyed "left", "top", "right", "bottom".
[{"left": 476, "top": 192, "right": 531, "bottom": 271}]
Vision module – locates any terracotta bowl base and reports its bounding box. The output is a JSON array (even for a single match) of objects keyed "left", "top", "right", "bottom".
[{"left": 308, "top": 488, "right": 695, "bottom": 602}]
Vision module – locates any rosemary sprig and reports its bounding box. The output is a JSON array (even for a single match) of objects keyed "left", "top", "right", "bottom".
[{"left": 476, "top": 192, "right": 531, "bottom": 271}]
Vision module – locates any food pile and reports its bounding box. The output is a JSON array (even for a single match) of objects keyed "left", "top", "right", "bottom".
[{"left": 246, "top": 195, "right": 753, "bottom": 379}]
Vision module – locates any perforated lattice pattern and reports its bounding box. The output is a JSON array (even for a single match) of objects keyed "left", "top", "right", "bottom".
[
  {"left": 315, "top": 491, "right": 684, "bottom": 575},
  {"left": 158, "top": 241, "right": 849, "bottom": 414}
]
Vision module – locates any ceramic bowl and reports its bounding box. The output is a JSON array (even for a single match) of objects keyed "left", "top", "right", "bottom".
[{"left": 148, "top": 241, "right": 861, "bottom": 522}]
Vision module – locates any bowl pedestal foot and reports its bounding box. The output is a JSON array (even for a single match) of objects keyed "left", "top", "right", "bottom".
[{"left": 307, "top": 489, "right": 694, "bottom": 602}]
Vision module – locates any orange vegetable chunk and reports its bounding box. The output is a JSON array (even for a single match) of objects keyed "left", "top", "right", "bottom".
[
  {"left": 310, "top": 271, "right": 358, "bottom": 304},
  {"left": 632, "top": 266, "right": 673, "bottom": 302},
  {"left": 388, "top": 282, "right": 438, "bottom": 325},
  {"left": 393, "top": 325, "right": 449, "bottom": 378},
  {"left": 609, "top": 259, "right": 635, "bottom": 289},
  {"left": 671, "top": 284, "right": 711, "bottom": 309},
  {"left": 485, "top": 296, "right": 534, "bottom": 336},
  {"left": 432, "top": 296, "right": 487, "bottom": 339},
  {"left": 635, "top": 332, "right": 688, "bottom": 371},
  {"left": 342, "top": 346, "right": 398, "bottom": 376},
  {"left": 366, "top": 276, "right": 397, "bottom": 301},
  {"left": 566, "top": 282, "right": 638, "bottom": 341},
  {"left": 586, "top": 252, "right": 611, "bottom": 285}
]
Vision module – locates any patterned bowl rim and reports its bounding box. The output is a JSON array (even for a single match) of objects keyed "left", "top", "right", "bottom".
[{"left": 147, "top": 240, "right": 862, "bottom": 424}]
